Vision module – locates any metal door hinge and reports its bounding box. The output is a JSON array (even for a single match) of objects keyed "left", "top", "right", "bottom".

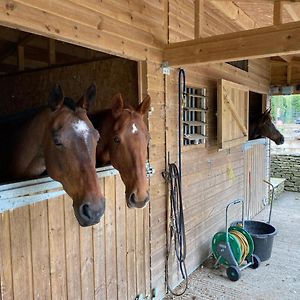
[{"left": 146, "top": 162, "right": 155, "bottom": 177}]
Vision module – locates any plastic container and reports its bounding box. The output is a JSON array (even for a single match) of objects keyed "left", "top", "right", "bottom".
[{"left": 232, "top": 220, "right": 277, "bottom": 262}]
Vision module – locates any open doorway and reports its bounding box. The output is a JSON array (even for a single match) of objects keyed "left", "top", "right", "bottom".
[{"left": 0, "top": 25, "right": 139, "bottom": 184}]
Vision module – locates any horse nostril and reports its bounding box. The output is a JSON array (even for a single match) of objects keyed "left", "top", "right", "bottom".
[
  {"left": 80, "top": 203, "right": 93, "bottom": 221},
  {"left": 129, "top": 192, "right": 136, "bottom": 204}
]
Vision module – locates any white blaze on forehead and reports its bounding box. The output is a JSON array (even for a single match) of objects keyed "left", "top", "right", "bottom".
[
  {"left": 132, "top": 123, "right": 138, "bottom": 134},
  {"left": 72, "top": 120, "right": 90, "bottom": 144}
]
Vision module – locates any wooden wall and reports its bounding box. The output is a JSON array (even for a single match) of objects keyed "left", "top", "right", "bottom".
[
  {"left": 0, "top": 58, "right": 138, "bottom": 115},
  {"left": 161, "top": 0, "right": 271, "bottom": 294},
  {"left": 0, "top": 175, "right": 150, "bottom": 300},
  {"left": 0, "top": 1, "right": 272, "bottom": 299}
]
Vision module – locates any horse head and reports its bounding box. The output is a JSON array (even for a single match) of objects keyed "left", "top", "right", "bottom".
[
  {"left": 103, "top": 93, "right": 151, "bottom": 209},
  {"left": 44, "top": 84, "right": 105, "bottom": 226},
  {"left": 255, "top": 108, "right": 284, "bottom": 145}
]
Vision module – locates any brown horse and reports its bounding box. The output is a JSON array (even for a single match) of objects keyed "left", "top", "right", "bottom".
[
  {"left": 0, "top": 84, "right": 105, "bottom": 227},
  {"left": 90, "top": 93, "right": 151, "bottom": 208},
  {"left": 249, "top": 108, "right": 284, "bottom": 145}
]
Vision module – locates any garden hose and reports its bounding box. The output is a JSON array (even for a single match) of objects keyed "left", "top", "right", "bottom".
[{"left": 230, "top": 229, "right": 250, "bottom": 265}]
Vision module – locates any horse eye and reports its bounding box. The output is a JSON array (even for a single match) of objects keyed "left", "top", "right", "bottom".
[{"left": 113, "top": 136, "right": 120, "bottom": 144}]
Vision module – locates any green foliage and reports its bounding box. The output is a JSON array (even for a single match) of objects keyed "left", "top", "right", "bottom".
[{"left": 271, "top": 95, "right": 300, "bottom": 124}]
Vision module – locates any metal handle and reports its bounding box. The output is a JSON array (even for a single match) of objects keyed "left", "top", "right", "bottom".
[{"left": 225, "top": 199, "right": 244, "bottom": 241}]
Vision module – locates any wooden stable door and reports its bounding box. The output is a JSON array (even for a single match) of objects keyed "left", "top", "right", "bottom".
[
  {"left": 0, "top": 175, "right": 150, "bottom": 300},
  {"left": 244, "top": 140, "right": 268, "bottom": 219},
  {"left": 218, "top": 79, "right": 249, "bottom": 150}
]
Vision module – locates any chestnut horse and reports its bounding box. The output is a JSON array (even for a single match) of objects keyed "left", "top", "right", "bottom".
[
  {"left": 90, "top": 93, "right": 151, "bottom": 208},
  {"left": 0, "top": 84, "right": 105, "bottom": 227},
  {"left": 249, "top": 109, "right": 284, "bottom": 145}
]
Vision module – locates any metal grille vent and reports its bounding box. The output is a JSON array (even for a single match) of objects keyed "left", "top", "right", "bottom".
[{"left": 183, "top": 87, "right": 208, "bottom": 146}]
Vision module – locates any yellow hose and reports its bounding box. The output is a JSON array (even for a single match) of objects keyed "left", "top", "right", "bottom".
[{"left": 230, "top": 229, "right": 250, "bottom": 265}]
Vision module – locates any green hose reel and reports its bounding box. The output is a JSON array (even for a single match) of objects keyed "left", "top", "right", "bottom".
[
  {"left": 211, "top": 200, "right": 261, "bottom": 281},
  {"left": 212, "top": 225, "right": 254, "bottom": 266}
]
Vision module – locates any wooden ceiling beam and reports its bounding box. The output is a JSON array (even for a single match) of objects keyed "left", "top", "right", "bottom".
[
  {"left": 164, "top": 20, "right": 300, "bottom": 66},
  {"left": 207, "top": 1, "right": 256, "bottom": 30}
]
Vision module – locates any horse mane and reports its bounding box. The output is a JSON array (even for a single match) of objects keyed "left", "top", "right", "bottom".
[{"left": 249, "top": 109, "right": 271, "bottom": 123}]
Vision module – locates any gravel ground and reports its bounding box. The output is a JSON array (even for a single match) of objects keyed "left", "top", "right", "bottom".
[{"left": 164, "top": 192, "right": 300, "bottom": 300}]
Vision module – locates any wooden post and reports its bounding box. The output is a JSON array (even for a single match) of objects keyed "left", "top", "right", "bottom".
[
  {"left": 48, "top": 39, "right": 56, "bottom": 66},
  {"left": 194, "top": 0, "right": 204, "bottom": 38},
  {"left": 287, "top": 63, "right": 292, "bottom": 84},
  {"left": 274, "top": 0, "right": 283, "bottom": 25},
  {"left": 17, "top": 45, "right": 24, "bottom": 71},
  {"left": 164, "top": 0, "right": 169, "bottom": 44}
]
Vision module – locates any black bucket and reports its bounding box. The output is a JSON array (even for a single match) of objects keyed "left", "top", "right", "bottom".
[{"left": 232, "top": 220, "right": 277, "bottom": 262}]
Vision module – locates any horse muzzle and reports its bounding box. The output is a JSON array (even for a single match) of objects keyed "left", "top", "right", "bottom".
[
  {"left": 126, "top": 191, "right": 149, "bottom": 209},
  {"left": 74, "top": 198, "right": 106, "bottom": 227},
  {"left": 275, "top": 135, "right": 285, "bottom": 145}
]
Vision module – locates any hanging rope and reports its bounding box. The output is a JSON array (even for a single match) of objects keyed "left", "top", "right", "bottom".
[
  {"left": 165, "top": 162, "right": 188, "bottom": 296},
  {"left": 178, "top": 68, "right": 186, "bottom": 179},
  {"left": 230, "top": 229, "right": 250, "bottom": 265}
]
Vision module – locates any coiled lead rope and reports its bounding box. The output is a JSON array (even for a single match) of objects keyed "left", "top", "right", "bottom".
[{"left": 164, "top": 162, "right": 188, "bottom": 296}]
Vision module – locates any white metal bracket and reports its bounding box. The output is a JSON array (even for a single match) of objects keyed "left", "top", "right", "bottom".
[{"left": 161, "top": 62, "right": 171, "bottom": 75}]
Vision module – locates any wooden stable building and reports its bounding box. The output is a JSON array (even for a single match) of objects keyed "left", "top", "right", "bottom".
[{"left": 0, "top": 1, "right": 298, "bottom": 299}]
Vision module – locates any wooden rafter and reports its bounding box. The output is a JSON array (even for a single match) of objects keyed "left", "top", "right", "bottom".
[
  {"left": 0, "top": 33, "right": 33, "bottom": 63},
  {"left": 287, "top": 63, "right": 292, "bottom": 84},
  {"left": 208, "top": 0, "right": 256, "bottom": 30},
  {"left": 194, "top": 0, "right": 205, "bottom": 38},
  {"left": 273, "top": 0, "right": 284, "bottom": 25},
  {"left": 164, "top": 20, "right": 300, "bottom": 66},
  {"left": 284, "top": 2, "right": 300, "bottom": 21}
]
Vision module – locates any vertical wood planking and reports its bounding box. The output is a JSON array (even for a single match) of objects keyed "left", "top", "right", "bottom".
[
  {"left": 30, "top": 202, "right": 51, "bottom": 300},
  {"left": 48, "top": 197, "right": 67, "bottom": 300},
  {"left": 93, "top": 177, "right": 106, "bottom": 300},
  {"left": 126, "top": 206, "right": 137, "bottom": 299},
  {"left": 0, "top": 212, "right": 13, "bottom": 300},
  {"left": 80, "top": 225, "right": 94, "bottom": 300},
  {"left": 9, "top": 206, "right": 33, "bottom": 300},
  {"left": 135, "top": 208, "right": 145, "bottom": 296},
  {"left": 64, "top": 195, "right": 81, "bottom": 300},
  {"left": 143, "top": 204, "right": 151, "bottom": 295},
  {"left": 104, "top": 176, "right": 118, "bottom": 299},
  {"left": 115, "top": 175, "right": 128, "bottom": 299}
]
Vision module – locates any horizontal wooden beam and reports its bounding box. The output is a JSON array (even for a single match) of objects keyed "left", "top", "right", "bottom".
[{"left": 164, "top": 20, "right": 300, "bottom": 66}]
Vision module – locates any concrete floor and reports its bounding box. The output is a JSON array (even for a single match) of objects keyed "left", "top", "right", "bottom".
[{"left": 164, "top": 192, "right": 300, "bottom": 300}]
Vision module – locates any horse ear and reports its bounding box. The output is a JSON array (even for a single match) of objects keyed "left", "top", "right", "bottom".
[
  {"left": 137, "top": 95, "right": 151, "bottom": 115},
  {"left": 111, "top": 93, "right": 124, "bottom": 118},
  {"left": 48, "top": 84, "right": 64, "bottom": 111},
  {"left": 263, "top": 108, "right": 271, "bottom": 115},
  {"left": 77, "top": 83, "right": 97, "bottom": 111}
]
